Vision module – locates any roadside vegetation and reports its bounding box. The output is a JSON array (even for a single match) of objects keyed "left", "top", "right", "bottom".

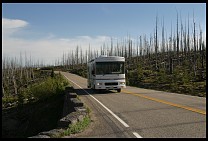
[
  {"left": 62, "top": 115, "right": 91, "bottom": 136},
  {"left": 52, "top": 115, "right": 91, "bottom": 138},
  {"left": 2, "top": 72, "right": 69, "bottom": 138},
  {"left": 2, "top": 53, "right": 92, "bottom": 138},
  {"left": 2, "top": 68, "right": 69, "bottom": 107}
]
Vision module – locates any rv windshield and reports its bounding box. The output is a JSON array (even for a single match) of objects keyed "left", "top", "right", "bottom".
[{"left": 96, "top": 62, "right": 124, "bottom": 75}]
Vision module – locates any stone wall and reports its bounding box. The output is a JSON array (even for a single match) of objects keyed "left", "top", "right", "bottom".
[{"left": 29, "top": 86, "right": 88, "bottom": 138}]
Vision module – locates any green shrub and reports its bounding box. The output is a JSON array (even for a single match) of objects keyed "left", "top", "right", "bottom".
[
  {"left": 4, "top": 73, "right": 70, "bottom": 106},
  {"left": 29, "top": 74, "right": 69, "bottom": 101}
]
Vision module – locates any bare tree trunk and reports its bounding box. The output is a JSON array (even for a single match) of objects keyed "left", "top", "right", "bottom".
[
  {"left": 199, "top": 25, "right": 204, "bottom": 80},
  {"left": 75, "top": 45, "right": 79, "bottom": 65},
  {"left": 2, "top": 83, "right": 5, "bottom": 97},
  {"left": 124, "top": 39, "right": 127, "bottom": 59},
  {"left": 176, "top": 11, "right": 179, "bottom": 65},
  {"left": 20, "top": 52, "right": 23, "bottom": 86},
  {"left": 71, "top": 51, "right": 74, "bottom": 69},
  {"left": 155, "top": 15, "right": 158, "bottom": 71},
  {"left": 80, "top": 48, "right": 83, "bottom": 66},
  {"left": 162, "top": 17, "right": 165, "bottom": 64},
  {"left": 12, "top": 76, "right": 18, "bottom": 95},
  {"left": 193, "top": 12, "right": 197, "bottom": 78},
  {"left": 128, "top": 35, "right": 131, "bottom": 59},
  {"left": 180, "top": 13, "right": 183, "bottom": 65},
  {"left": 121, "top": 39, "right": 124, "bottom": 57},
  {"left": 183, "top": 19, "right": 187, "bottom": 58},
  {"left": 110, "top": 37, "right": 113, "bottom": 56},
  {"left": 187, "top": 13, "right": 190, "bottom": 57},
  {"left": 136, "top": 36, "right": 139, "bottom": 63},
  {"left": 116, "top": 40, "right": 119, "bottom": 56}
]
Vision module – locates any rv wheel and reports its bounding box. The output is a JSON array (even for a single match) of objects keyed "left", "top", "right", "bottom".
[{"left": 117, "top": 89, "right": 121, "bottom": 93}]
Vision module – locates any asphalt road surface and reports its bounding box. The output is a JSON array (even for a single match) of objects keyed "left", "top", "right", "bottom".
[{"left": 60, "top": 71, "right": 206, "bottom": 138}]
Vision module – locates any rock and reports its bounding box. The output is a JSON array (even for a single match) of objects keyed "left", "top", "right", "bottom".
[
  {"left": 65, "top": 86, "right": 74, "bottom": 93},
  {"left": 70, "top": 98, "right": 83, "bottom": 107},
  {"left": 77, "top": 114, "right": 84, "bottom": 122},
  {"left": 39, "top": 129, "right": 64, "bottom": 137},
  {"left": 68, "top": 93, "right": 77, "bottom": 98},
  {"left": 6, "top": 103, "right": 12, "bottom": 108},
  {"left": 74, "top": 107, "right": 87, "bottom": 112},
  {"left": 29, "top": 135, "right": 50, "bottom": 138},
  {"left": 58, "top": 113, "right": 78, "bottom": 128}
]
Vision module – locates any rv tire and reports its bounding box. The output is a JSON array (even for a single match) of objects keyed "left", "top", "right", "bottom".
[{"left": 117, "top": 89, "right": 121, "bottom": 93}]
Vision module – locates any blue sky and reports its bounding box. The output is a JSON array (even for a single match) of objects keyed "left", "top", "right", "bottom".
[{"left": 2, "top": 3, "right": 206, "bottom": 65}]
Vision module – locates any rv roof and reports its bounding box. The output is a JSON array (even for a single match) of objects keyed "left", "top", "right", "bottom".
[{"left": 88, "top": 56, "right": 125, "bottom": 63}]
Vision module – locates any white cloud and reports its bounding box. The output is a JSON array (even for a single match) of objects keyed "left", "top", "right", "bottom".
[
  {"left": 3, "top": 36, "right": 111, "bottom": 65},
  {"left": 2, "top": 18, "right": 111, "bottom": 65},
  {"left": 2, "top": 18, "right": 28, "bottom": 29},
  {"left": 2, "top": 18, "right": 29, "bottom": 37}
]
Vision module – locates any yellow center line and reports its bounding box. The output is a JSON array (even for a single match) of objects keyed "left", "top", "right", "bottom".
[{"left": 122, "top": 90, "right": 206, "bottom": 115}]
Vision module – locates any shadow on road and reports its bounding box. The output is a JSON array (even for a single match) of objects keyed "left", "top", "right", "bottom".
[{"left": 74, "top": 88, "right": 118, "bottom": 96}]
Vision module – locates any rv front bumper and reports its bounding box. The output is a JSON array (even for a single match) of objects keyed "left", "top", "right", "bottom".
[{"left": 94, "top": 80, "right": 126, "bottom": 90}]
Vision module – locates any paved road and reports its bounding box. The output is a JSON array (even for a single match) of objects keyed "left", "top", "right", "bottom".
[{"left": 60, "top": 71, "right": 206, "bottom": 138}]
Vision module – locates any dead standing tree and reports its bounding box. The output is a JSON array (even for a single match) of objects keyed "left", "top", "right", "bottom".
[{"left": 154, "top": 15, "right": 159, "bottom": 71}]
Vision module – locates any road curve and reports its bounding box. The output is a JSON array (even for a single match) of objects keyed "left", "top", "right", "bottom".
[{"left": 60, "top": 71, "right": 206, "bottom": 138}]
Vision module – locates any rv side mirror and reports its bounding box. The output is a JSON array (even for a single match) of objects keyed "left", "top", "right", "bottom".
[
  {"left": 92, "top": 70, "right": 95, "bottom": 75},
  {"left": 125, "top": 69, "right": 128, "bottom": 74}
]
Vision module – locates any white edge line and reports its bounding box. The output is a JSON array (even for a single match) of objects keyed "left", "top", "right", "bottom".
[
  {"left": 132, "top": 132, "right": 143, "bottom": 138},
  {"left": 62, "top": 73, "right": 130, "bottom": 128}
]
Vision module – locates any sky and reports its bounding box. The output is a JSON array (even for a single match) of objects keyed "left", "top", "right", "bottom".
[{"left": 2, "top": 3, "right": 206, "bottom": 65}]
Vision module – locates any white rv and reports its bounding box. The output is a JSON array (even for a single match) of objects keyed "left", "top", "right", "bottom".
[{"left": 87, "top": 55, "right": 126, "bottom": 92}]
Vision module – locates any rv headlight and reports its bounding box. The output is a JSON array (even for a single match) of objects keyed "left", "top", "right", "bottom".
[
  {"left": 120, "top": 82, "right": 125, "bottom": 85},
  {"left": 97, "top": 83, "right": 102, "bottom": 85}
]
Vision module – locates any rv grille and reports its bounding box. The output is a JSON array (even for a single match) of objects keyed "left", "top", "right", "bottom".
[{"left": 105, "top": 82, "right": 118, "bottom": 86}]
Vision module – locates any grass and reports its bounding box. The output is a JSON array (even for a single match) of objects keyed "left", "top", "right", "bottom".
[
  {"left": 66, "top": 115, "right": 90, "bottom": 134},
  {"left": 55, "top": 115, "right": 91, "bottom": 138}
]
